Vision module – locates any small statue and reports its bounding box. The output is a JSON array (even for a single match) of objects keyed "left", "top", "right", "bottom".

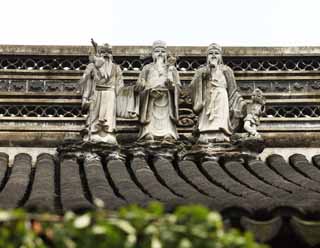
[
  {"left": 190, "top": 43, "right": 245, "bottom": 144},
  {"left": 79, "top": 40, "right": 123, "bottom": 144},
  {"left": 136, "top": 40, "right": 181, "bottom": 143},
  {"left": 244, "top": 89, "right": 265, "bottom": 138}
]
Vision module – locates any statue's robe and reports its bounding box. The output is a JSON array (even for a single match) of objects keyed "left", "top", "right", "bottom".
[
  {"left": 190, "top": 64, "right": 244, "bottom": 136},
  {"left": 136, "top": 63, "right": 180, "bottom": 140},
  {"left": 81, "top": 61, "right": 123, "bottom": 142}
]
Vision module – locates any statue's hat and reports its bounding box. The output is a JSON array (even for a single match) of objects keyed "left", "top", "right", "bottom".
[
  {"left": 152, "top": 40, "right": 167, "bottom": 50},
  {"left": 207, "top": 43, "right": 222, "bottom": 54},
  {"left": 98, "top": 43, "right": 112, "bottom": 54}
]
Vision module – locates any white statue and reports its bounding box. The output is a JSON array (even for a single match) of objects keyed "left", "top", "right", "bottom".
[
  {"left": 80, "top": 41, "right": 123, "bottom": 144},
  {"left": 244, "top": 89, "right": 265, "bottom": 138},
  {"left": 191, "top": 43, "right": 244, "bottom": 143},
  {"left": 136, "top": 40, "right": 181, "bottom": 143}
]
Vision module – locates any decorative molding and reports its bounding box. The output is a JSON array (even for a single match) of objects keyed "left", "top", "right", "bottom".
[{"left": 1, "top": 55, "right": 320, "bottom": 73}]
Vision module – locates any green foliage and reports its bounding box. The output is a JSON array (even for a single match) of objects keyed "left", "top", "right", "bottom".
[{"left": 0, "top": 203, "right": 268, "bottom": 248}]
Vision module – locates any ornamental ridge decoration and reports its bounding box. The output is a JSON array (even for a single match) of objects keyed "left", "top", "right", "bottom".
[
  {"left": 0, "top": 81, "right": 319, "bottom": 120},
  {"left": 1, "top": 55, "right": 320, "bottom": 72},
  {"left": 1, "top": 79, "right": 320, "bottom": 94},
  {"left": 0, "top": 103, "right": 317, "bottom": 120}
]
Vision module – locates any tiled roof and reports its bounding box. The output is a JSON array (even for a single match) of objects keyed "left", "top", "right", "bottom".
[{"left": 0, "top": 152, "right": 319, "bottom": 246}]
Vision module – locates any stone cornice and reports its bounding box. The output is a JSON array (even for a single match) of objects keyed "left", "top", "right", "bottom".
[{"left": 1, "top": 45, "right": 320, "bottom": 56}]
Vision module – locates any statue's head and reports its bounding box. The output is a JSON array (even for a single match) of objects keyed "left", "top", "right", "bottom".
[
  {"left": 98, "top": 43, "right": 112, "bottom": 60},
  {"left": 94, "top": 56, "right": 105, "bottom": 68},
  {"left": 207, "top": 43, "right": 223, "bottom": 68},
  {"left": 152, "top": 40, "right": 167, "bottom": 63},
  {"left": 251, "top": 88, "right": 265, "bottom": 105}
]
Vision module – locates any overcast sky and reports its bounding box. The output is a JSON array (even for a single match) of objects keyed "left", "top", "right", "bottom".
[{"left": 1, "top": 0, "right": 319, "bottom": 46}]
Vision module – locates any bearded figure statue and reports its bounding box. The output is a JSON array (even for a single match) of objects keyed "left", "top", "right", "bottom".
[
  {"left": 136, "top": 40, "right": 181, "bottom": 143},
  {"left": 80, "top": 42, "right": 123, "bottom": 144},
  {"left": 190, "top": 43, "right": 245, "bottom": 144}
]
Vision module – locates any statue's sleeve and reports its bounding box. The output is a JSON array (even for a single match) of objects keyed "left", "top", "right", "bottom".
[
  {"left": 115, "top": 65, "right": 139, "bottom": 118},
  {"left": 172, "top": 68, "right": 181, "bottom": 120},
  {"left": 136, "top": 66, "right": 150, "bottom": 123},
  {"left": 190, "top": 69, "right": 203, "bottom": 114},
  {"left": 173, "top": 68, "right": 181, "bottom": 86},
  {"left": 225, "top": 66, "right": 238, "bottom": 99},
  {"left": 225, "top": 66, "right": 244, "bottom": 112},
  {"left": 80, "top": 63, "right": 95, "bottom": 100},
  {"left": 116, "top": 85, "right": 137, "bottom": 118},
  {"left": 136, "top": 66, "right": 148, "bottom": 89},
  {"left": 224, "top": 66, "right": 246, "bottom": 129},
  {"left": 115, "top": 65, "right": 124, "bottom": 95}
]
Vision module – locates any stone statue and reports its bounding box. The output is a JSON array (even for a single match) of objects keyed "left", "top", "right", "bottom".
[
  {"left": 244, "top": 89, "right": 265, "bottom": 138},
  {"left": 80, "top": 40, "right": 123, "bottom": 144},
  {"left": 136, "top": 40, "right": 181, "bottom": 143},
  {"left": 190, "top": 43, "right": 244, "bottom": 143}
]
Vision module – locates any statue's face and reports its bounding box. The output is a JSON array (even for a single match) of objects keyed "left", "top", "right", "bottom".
[
  {"left": 207, "top": 49, "right": 222, "bottom": 68},
  {"left": 152, "top": 47, "right": 167, "bottom": 63},
  {"left": 254, "top": 89, "right": 263, "bottom": 97},
  {"left": 94, "top": 56, "right": 105, "bottom": 68},
  {"left": 100, "top": 52, "right": 112, "bottom": 60}
]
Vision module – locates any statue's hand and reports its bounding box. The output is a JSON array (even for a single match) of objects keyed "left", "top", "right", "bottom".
[
  {"left": 193, "top": 103, "right": 203, "bottom": 113},
  {"left": 134, "top": 84, "right": 145, "bottom": 92},
  {"left": 96, "top": 77, "right": 108, "bottom": 85},
  {"left": 165, "top": 79, "right": 175, "bottom": 90},
  {"left": 150, "top": 89, "right": 163, "bottom": 99}
]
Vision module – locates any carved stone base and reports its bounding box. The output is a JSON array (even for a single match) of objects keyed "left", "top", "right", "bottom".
[
  {"left": 58, "top": 139, "right": 183, "bottom": 162},
  {"left": 180, "top": 142, "right": 241, "bottom": 162},
  {"left": 57, "top": 133, "right": 265, "bottom": 164},
  {"left": 57, "top": 139, "right": 124, "bottom": 161},
  {"left": 231, "top": 133, "right": 266, "bottom": 154},
  {"left": 181, "top": 133, "right": 265, "bottom": 162},
  {"left": 198, "top": 131, "right": 231, "bottom": 144},
  {"left": 131, "top": 140, "right": 181, "bottom": 161},
  {"left": 83, "top": 133, "right": 117, "bottom": 145}
]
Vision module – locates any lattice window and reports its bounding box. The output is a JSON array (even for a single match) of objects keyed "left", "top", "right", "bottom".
[
  {"left": 0, "top": 105, "right": 83, "bottom": 118},
  {"left": 1, "top": 55, "right": 320, "bottom": 72},
  {"left": 265, "top": 105, "right": 320, "bottom": 118},
  {"left": 0, "top": 56, "right": 88, "bottom": 70}
]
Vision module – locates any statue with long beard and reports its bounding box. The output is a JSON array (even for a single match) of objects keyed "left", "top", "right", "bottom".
[
  {"left": 80, "top": 42, "right": 123, "bottom": 144},
  {"left": 191, "top": 43, "right": 245, "bottom": 144},
  {"left": 136, "top": 40, "right": 181, "bottom": 143}
]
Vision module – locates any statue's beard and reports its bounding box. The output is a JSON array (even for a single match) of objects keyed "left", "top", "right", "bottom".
[
  {"left": 208, "top": 58, "right": 219, "bottom": 68},
  {"left": 155, "top": 55, "right": 166, "bottom": 65},
  {"left": 154, "top": 56, "right": 167, "bottom": 76},
  {"left": 104, "top": 56, "right": 111, "bottom": 62}
]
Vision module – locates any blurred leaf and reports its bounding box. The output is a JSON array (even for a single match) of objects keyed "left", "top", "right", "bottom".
[
  {"left": 0, "top": 203, "right": 268, "bottom": 248},
  {"left": 178, "top": 238, "right": 192, "bottom": 248},
  {"left": 73, "top": 214, "right": 91, "bottom": 229},
  {"left": 151, "top": 236, "right": 162, "bottom": 248}
]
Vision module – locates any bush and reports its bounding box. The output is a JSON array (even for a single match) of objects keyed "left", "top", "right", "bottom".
[{"left": 0, "top": 202, "right": 268, "bottom": 248}]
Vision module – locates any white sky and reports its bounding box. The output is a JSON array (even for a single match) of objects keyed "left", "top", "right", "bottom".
[{"left": 1, "top": 0, "right": 319, "bottom": 46}]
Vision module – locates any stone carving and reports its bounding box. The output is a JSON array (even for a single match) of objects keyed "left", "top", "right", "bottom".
[
  {"left": 273, "top": 82, "right": 288, "bottom": 92},
  {"left": 46, "top": 81, "right": 63, "bottom": 92},
  {"left": 28, "top": 81, "right": 44, "bottom": 92},
  {"left": 10, "top": 81, "right": 26, "bottom": 92},
  {"left": 79, "top": 40, "right": 123, "bottom": 144},
  {"left": 292, "top": 82, "right": 304, "bottom": 91},
  {"left": 135, "top": 41, "right": 181, "bottom": 143},
  {"left": 311, "top": 81, "right": 320, "bottom": 90},
  {"left": 190, "top": 43, "right": 244, "bottom": 143},
  {"left": 0, "top": 80, "right": 9, "bottom": 91},
  {"left": 244, "top": 89, "right": 265, "bottom": 138}
]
